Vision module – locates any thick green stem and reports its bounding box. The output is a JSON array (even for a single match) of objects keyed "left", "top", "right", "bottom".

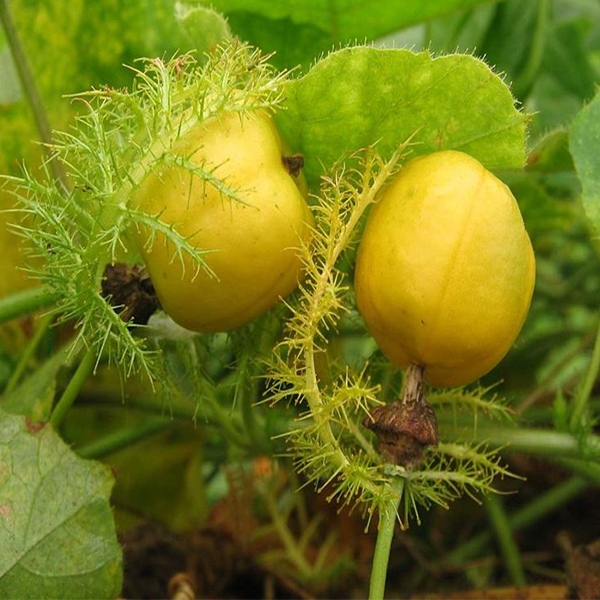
[
  {"left": 484, "top": 495, "right": 527, "bottom": 586},
  {"left": 552, "top": 457, "right": 600, "bottom": 486},
  {"left": 442, "top": 424, "right": 600, "bottom": 460},
  {"left": 0, "top": 288, "right": 56, "bottom": 324},
  {"left": 78, "top": 388, "right": 251, "bottom": 450},
  {"left": 369, "top": 477, "right": 404, "bottom": 600},
  {"left": 0, "top": 0, "right": 65, "bottom": 187},
  {"left": 445, "top": 476, "right": 588, "bottom": 566},
  {"left": 77, "top": 417, "right": 172, "bottom": 459},
  {"left": 4, "top": 312, "right": 53, "bottom": 393},
  {"left": 50, "top": 347, "right": 96, "bottom": 428},
  {"left": 570, "top": 318, "right": 600, "bottom": 430}
]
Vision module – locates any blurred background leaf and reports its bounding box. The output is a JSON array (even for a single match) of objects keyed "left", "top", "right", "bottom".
[{"left": 0, "top": 410, "right": 122, "bottom": 599}]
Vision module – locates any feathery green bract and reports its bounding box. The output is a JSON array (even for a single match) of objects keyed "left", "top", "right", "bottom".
[{"left": 6, "top": 42, "right": 288, "bottom": 381}]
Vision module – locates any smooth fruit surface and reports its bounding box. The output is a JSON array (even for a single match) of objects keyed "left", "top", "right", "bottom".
[
  {"left": 0, "top": 191, "right": 35, "bottom": 299},
  {"left": 131, "top": 111, "right": 312, "bottom": 332},
  {"left": 354, "top": 150, "right": 535, "bottom": 387}
]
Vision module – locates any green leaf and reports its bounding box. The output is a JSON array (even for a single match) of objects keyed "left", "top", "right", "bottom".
[
  {"left": 202, "top": 0, "right": 507, "bottom": 69},
  {"left": 427, "top": 4, "right": 497, "bottom": 53},
  {"left": 506, "top": 173, "right": 573, "bottom": 239},
  {"left": 175, "top": 3, "right": 232, "bottom": 57},
  {"left": 1, "top": 346, "right": 72, "bottom": 421},
  {"left": 276, "top": 47, "right": 526, "bottom": 186},
  {"left": 478, "top": 0, "right": 538, "bottom": 78},
  {"left": 526, "top": 129, "right": 574, "bottom": 173},
  {"left": 203, "top": 0, "right": 504, "bottom": 42},
  {"left": 0, "top": 410, "right": 122, "bottom": 599},
  {"left": 543, "top": 19, "right": 598, "bottom": 102},
  {"left": 570, "top": 91, "right": 600, "bottom": 233}
]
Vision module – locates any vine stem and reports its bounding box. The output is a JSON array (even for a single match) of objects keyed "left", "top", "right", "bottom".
[
  {"left": 4, "top": 311, "right": 53, "bottom": 393},
  {"left": 0, "top": 0, "right": 65, "bottom": 187},
  {"left": 0, "top": 288, "right": 56, "bottom": 324},
  {"left": 441, "top": 424, "right": 600, "bottom": 460},
  {"left": 50, "top": 347, "right": 96, "bottom": 428},
  {"left": 369, "top": 477, "right": 404, "bottom": 600},
  {"left": 263, "top": 485, "right": 313, "bottom": 579},
  {"left": 484, "top": 494, "right": 527, "bottom": 586},
  {"left": 570, "top": 317, "right": 600, "bottom": 431},
  {"left": 77, "top": 417, "right": 172, "bottom": 459},
  {"left": 444, "top": 476, "right": 587, "bottom": 566}
]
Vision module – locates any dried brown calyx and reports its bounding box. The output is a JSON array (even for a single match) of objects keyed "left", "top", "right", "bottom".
[
  {"left": 102, "top": 263, "right": 160, "bottom": 325},
  {"left": 363, "top": 364, "right": 439, "bottom": 468},
  {"left": 282, "top": 153, "right": 305, "bottom": 177}
]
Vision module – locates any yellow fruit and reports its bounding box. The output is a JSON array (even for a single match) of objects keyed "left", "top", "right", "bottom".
[
  {"left": 131, "top": 110, "right": 313, "bottom": 332},
  {"left": 354, "top": 150, "right": 535, "bottom": 387},
  {"left": 0, "top": 190, "right": 36, "bottom": 299}
]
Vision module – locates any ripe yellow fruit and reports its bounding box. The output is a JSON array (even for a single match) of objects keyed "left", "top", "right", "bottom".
[
  {"left": 0, "top": 191, "right": 35, "bottom": 299},
  {"left": 355, "top": 150, "right": 535, "bottom": 388},
  {"left": 131, "top": 111, "right": 313, "bottom": 332}
]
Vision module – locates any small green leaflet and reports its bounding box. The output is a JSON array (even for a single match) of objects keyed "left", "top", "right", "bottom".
[
  {"left": 0, "top": 411, "right": 122, "bottom": 599},
  {"left": 570, "top": 90, "right": 600, "bottom": 235},
  {"left": 276, "top": 47, "right": 526, "bottom": 186}
]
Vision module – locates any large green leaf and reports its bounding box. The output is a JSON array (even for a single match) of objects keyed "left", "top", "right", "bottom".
[
  {"left": 0, "top": 410, "right": 122, "bottom": 599},
  {"left": 1, "top": 346, "right": 72, "bottom": 421},
  {"left": 201, "top": 0, "right": 505, "bottom": 69},
  {"left": 570, "top": 90, "right": 600, "bottom": 232},
  {"left": 276, "top": 47, "right": 526, "bottom": 186}
]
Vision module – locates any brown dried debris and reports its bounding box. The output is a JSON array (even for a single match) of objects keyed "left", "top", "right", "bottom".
[{"left": 101, "top": 263, "right": 160, "bottom": 325}]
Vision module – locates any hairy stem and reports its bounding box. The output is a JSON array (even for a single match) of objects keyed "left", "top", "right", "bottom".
[
  {"left": 303, "top": 147, "right": 405, "bottom": 470},
  {"left": 50, "top": 347, "right": 97, "bottom": 428},
  {"left": 484, "top": 494, "right": 527, "bottom": 586},
  {"left": 369, "top": 477, "right": 404, "bottom": 600}
]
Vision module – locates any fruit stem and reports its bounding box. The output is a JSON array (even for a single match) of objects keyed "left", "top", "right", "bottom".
[
  {"left": 369, "top": 476, "right": 404, "bottom": 600},
  {"left": 401, "top": 364, "right": 425, "bottom": 404}
]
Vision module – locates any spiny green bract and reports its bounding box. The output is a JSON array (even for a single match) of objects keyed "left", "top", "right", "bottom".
[
  {"left": 6, "top": 42, "right": 288, "bottom": 381},
  {"left": 265, "top": 147, "right": 517, "bottom": 528}
]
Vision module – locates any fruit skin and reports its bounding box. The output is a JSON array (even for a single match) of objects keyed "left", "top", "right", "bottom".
[
  {"left": 131, "top": 110, "right": 313, "bottom": 332},
  {"left": 354, "top": 150, "right": 535, "bottom": 388},
  {"left": 0, "top": 190, "right": 36, "bottom": 299}
]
